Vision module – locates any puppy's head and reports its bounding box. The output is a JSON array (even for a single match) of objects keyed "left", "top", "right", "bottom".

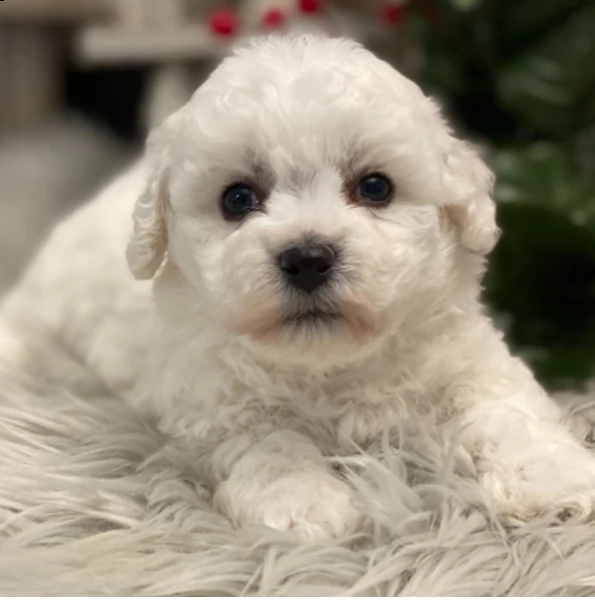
[{"left": 127, "top": 36, "right": 498, "bottom": 366}]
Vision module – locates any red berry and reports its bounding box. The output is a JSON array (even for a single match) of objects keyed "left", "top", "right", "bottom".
[
  {"left": 381, "top": 2, "right": 406, "bottom": 25},
  {"left": 299, "top": 0, "right": 323, "bottom": 14},
  {"left": 263, "top": 7, "right": 286, "bottom": 28},
  {"left": 210, "top": 9, "right": 238, "bottom": 36}
]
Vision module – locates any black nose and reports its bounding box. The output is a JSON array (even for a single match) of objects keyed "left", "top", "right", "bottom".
[{"left": 277, "top": 242, "right": 336, "bottom": 292}]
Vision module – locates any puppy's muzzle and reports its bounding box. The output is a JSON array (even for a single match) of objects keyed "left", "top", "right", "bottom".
[{"left": 277, "top": 240, "right": 336, "bottom": 293}]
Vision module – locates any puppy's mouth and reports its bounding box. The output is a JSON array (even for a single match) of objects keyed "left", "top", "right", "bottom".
[
  {"left": 228, "top": 293, "right": 378, "bottom": 346},
  {"left": 282, "top": 309, "right": 342, "bottom": 327}
]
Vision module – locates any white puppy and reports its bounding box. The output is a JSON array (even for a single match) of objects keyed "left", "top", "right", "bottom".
[{"left": 4, "top": 35, "right": 595, "bottom": 540}]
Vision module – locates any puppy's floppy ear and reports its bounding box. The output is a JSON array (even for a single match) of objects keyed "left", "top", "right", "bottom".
[
  {"left": 442, "top": 136, "right": 500, "bottom": 255},
  {"left": 127, "top": 111, "right": 179, "bottom": 280}
]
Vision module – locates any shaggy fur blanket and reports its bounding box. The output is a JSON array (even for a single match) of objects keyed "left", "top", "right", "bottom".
[{"left": 1, "top": 363, "right": 595, "bottom": 596}]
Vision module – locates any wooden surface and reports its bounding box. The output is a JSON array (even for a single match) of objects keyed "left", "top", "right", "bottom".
[{"left": 0, "top": 0, "right": 110, "bottom": 22}]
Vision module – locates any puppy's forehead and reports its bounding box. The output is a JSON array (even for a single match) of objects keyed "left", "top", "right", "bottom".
[
  {"left": 174, "top": 36, "right": 438, "bottom": 178},
  {"left": 220, "top": 35, "right": 425, "bottom": 100},
  {"left": 207, "top": 37, "right": 424, "bottom": 117}
]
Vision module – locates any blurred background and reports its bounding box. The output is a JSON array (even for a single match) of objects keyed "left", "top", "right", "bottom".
[{"left": 0, "top": 0, "right": 594, "bottom": 391}]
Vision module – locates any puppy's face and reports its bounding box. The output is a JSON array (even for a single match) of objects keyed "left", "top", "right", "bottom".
[{"left": 128, "top": 37, "right": 498, "bottom": 366}]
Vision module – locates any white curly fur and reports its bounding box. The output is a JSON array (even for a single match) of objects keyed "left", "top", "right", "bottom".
[{"left": 3, "top": 35, "right": 595, "bottom": 543}]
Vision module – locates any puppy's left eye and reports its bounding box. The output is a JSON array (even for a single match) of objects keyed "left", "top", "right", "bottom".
[{"left": 356, "top": 173, "right": 393, "bottom": 204}]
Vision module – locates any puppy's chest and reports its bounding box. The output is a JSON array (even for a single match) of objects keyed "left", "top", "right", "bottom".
[{"left": 273, "top": 375, "right": 438, "bottom": 447}]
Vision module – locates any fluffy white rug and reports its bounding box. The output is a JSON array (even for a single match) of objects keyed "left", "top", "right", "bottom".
[{"left": 1, "top": 351, "right": 595, "bottom": 595}]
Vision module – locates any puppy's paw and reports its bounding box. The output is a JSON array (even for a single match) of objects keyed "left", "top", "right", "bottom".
[
  {"left": 480, "top": 447, "right": 595, "bottom": 523},
  {"left": 214, "top": 470, "right": 364, "bottom": 541}
]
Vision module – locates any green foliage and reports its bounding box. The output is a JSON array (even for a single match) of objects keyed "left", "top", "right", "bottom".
[
  {"left": 486, "top": 144, "right": 595, "bottom": 389},
  {"left": 497, "top": 2, "right": 595, "bottom": 136},
  {"left": 494, "top": 144, "right": 595, "bottom": 218},
  {"left": 406, "top": 0, "right": 595, "bottom": 389}
]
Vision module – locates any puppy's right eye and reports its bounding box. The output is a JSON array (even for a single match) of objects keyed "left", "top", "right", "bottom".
[{"left": 221, "top": 183, "right": 260, "bottom": 220}]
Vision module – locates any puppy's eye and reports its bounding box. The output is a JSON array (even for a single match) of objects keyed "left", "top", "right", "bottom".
[
  {"left": 221, "top": 183, "right": 260, "bottom": 220},
  {"left": 356, "top": 173, "right": 393, "bottom": 204}
]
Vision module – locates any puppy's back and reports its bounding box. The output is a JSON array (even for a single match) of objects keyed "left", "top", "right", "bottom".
[{"left": 0, "top": 162, "right": 154, "bottom": 396}]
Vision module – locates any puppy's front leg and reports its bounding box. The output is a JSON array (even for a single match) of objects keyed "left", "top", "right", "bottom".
[
  {"left": 211, "top": 429, "right": 363, "bottom": 540},
  {"left": 450, "top": 332, "right": 595, "bottom": 522}
]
